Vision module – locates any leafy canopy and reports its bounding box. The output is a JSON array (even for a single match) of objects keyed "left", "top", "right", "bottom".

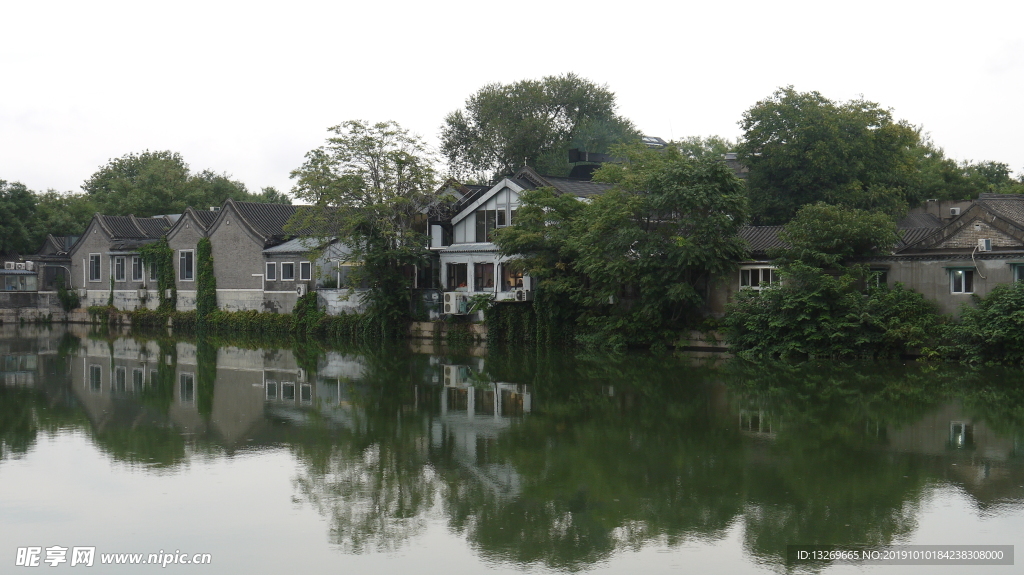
[
  {"left": 773, "top": 202, "right": 900, "bottom": 268},
  {"left": 441, "top": 73, "right": 638, "bottom": 183},
  {"left": 737, "top": 87, "right": 919, "bottom": 223},
  {"left": 0, "top": 180, "right": 37, "bottom": 254},
  {"left": 495, "top": 145, "right": 748, "bottom": 349},
  {"left": 288, "top": 120, "right": 443, "bottom": 332}
]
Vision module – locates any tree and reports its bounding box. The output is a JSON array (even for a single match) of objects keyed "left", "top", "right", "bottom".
[
  {"left": 910, "top": 137, "right": 1024, "bottom": 200},
  {"left": 288, "top": 120, "right": 442, "bottom": 334},
  {"left": 27, "top": 190, "right": 96, "bottom": 251},
  {"left": 0, "top": 180, "right": 37, "bottom": 254},
  {"left": 674, "top": 135, "right": 736, "bottom": 160},
  {"left": 245, "top": 186, "right": 292, "bottom": 204},
  {"left": 772, "top": 202, "right": 900, "bottom": 269},
  {"left": 440, "top": 73, "right": 638, "bottom": 182},
  {"left": 737, "top": 87, "right": 919, "bottom": 223},
  {"left": 495, "top": 145, "right": 749, "bottom": 349},
  {"left": 82, "top": 150, "right": 257, "bottom": 216}
]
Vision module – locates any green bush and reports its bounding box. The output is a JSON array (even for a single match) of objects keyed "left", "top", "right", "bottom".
[{"left": 947, "top": 281, "right": 1024, "bottom": 365}]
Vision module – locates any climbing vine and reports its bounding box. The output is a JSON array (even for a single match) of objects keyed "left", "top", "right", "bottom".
[
  {"left": 140, "top": 238, "right": 176, "bottom": 311},
  {"left": 195, "top": 237, "right": 217, "bottom": 327}
]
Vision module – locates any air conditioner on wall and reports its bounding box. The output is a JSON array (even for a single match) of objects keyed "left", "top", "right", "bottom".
[
  {"left": 78, "top": 289, "right": 88, "bottom": 298},
  {"left": 25, "top": 261, "right": 34, "bottom": 271},
  {"left": 137, "top": 289, "right": 147, "bottom": 298},
  {"left": 15, "top": 263, "right": 25, "bottom": 270},
  {"left": 443, "top": 292, "right": 469, "bottom": 314},
  {"left": 3, "top": 262, "right": 13, "bottom": 270},
  {"left": 978, "top": 238, "right": 992, "bottom": 252},
  {"left": 296, "top": 284, "right": 306, "bottom": 296},
  {"left": 950, "top": 207, "right": 961, "bottom": 216}
]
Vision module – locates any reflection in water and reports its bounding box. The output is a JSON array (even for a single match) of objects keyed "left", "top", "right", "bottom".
[{"left": 1, "top": 324, "right": 1023, "bottom": 572}]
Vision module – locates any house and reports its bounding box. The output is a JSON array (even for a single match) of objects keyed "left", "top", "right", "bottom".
[
  {"left": 430, "top": 166, "right": 613, "bottom": 315},
  {"left": 68, "top": 214, "right": 176, "bottom": 309},
  {"left": 164, "top": 207, "right": 220, "bottom": 311},
  {"left": 870, "top": 193, "right": 1024, "bottom": 315},
  {"left": 204, "top": 199, "right": 302, "bottom": 313}
]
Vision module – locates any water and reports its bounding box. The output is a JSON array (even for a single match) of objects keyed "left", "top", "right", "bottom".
[{"left": 1, "top": 325, "right": 1022, "bottom": 574}]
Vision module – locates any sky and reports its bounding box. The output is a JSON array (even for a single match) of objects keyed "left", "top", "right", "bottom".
[{"left": 2, "top": 0, "right": 1022, "bottom": 198}]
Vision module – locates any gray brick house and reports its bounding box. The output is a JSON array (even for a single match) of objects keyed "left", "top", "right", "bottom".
[{"left": 165, "top": 207, "right": 220, "bottom": 311}]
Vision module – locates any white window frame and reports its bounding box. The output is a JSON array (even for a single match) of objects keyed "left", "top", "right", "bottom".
[
  {"left": 114, "top": 366, "right": 127, "bottom": 393},
  {"left": 950, "top": 268, "right": 974, "bottom": 294},
  {"left": 114, "top": 256, "right": 126, "bottom": 282},
  {"left": 739, "top": 265, "right": 778, "bottom": 290},
  {"left": 179, "top": 372, "right": 195, "bottom": 404},
  {"left": 266, "top": 262, "right": 277, "bottom": 281},
  {"left": 299, "top": 261, "right": 312, "bottom": 281},
  {"left": 281, "top": 262, "right": 295, "bottom": 281},
  {"left": 149, "top": 261, "right": 158, "bottom": 281},
  {"left": 179, "top": 249, "right": 195, "bottom": 282},
  {"left": 88, "top": 253, "right": 102, "bottom": 282},
  {"left": 89, "top": 364, "right": 102, "bottom": 392},
  {"left": 132, "top": 256, "right": 144, "bottom": 282},
  {"left": 132, "top": 368, "right": 145, "bottom": 393}
]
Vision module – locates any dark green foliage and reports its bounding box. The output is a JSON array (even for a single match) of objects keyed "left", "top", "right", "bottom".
[
  {"left": 724, "top": 264, "right": 941, "bottom": 359},
  {"left": 195, "top": 237, "right": 217, "bottom": 326},
  {"left": 484, "top": 302, "right": 538, "bottom": 348},
  {"left": 738, "top": 87, "right": 919, "bottom": 223},
  {"left": 56, "top": 281, "right": 80, "bottom": 313},
  {"left": 0, "top": 180, "right": 37, "bottom": 254},
  {"left": 772, "top": 203, "right": 900, "bottom": 268},
  {"left": 139, "top": 238, "right": 176, "bottom": 311},
  {"left": 946, "top": 281, "right": 1024, "bottom": 364},
  {"left": 195, "top": 338, "right": 217, "bottom": 417},
  {"left": 441, "top": 73, "right": 638, "bottom": 182},
  {"left": 494, "top": 145, "right": 748, "bottom": 349}
]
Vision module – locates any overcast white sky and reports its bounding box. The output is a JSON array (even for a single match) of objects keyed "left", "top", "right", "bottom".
[{"left": 2, "top": 0, "right": 1022, "bottom": 198}]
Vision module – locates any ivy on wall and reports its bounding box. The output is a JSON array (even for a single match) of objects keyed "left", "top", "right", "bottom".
[
  {"left": 139, "top": 238, "right": 176, "bottom": 311},
  {"left": 195, "top": 237, "right": 217, "bottom": 327}
]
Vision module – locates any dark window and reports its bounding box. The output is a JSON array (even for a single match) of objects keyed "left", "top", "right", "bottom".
[
  {"left": 179, "top": 250, "right": 194, "bottom": 281},
  {"left": 132, "top": 256, "right": 143, "bottom": 282},
  {"left": 474, "top": 263, "right": 494, "bottom": 291},
  {"left": 114, "top": 257, "right": 125, "bottom": 282},
  {"left": 447, "top": 263, "right": 468, "bottom": 289},
  {"left": 951, "top": 269, "right": 973, "bottom": 293},
  {"left": 501, "top": 265, "right": 524, "bottom": 291},
  {"left": 266, "top": 262, "right": 277, "bottom": 281},
  {"left": 89, "top": 254, "right": 101, "bottom": 282},
  {"left": 300, "top": 261, "right": 312, "bottom": 281},
  {"left": 282, "top": 263, "right": 295, "bottom": 280}
]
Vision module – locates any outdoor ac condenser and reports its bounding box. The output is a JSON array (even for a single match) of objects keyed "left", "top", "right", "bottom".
[
  {"left": 3, "top": 262, "right": 13, "bottom": 270},
  {"left": 950, "top": 207, "right": 961, "bottom": 216},
  {"left": 296, "top": 284, "right": 306, "bottom": 296},
  {"left": 978, "top": 238, "right": 992, "bottom": 252}
]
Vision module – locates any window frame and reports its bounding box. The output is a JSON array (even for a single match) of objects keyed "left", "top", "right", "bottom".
[
  {"left": 88, "top": 253, "right": 102, "bottom": 282},
  {"left": 949, "top": 268, "right": 974, "bottom": 294},
  {"left": 299, "top": 261, "right": 312, "bottom": 281},
  {"left": 739, "top": 266, "right": 778, "bottom": 290},
  {"left": 179, "top": 372, "right": 195, "bottom": 404},
  {"left": 179, "top": 249, "right": 195, "bottom": 282},
  {"left": 266, "top": 262, "right": 277, "bottom": 281},
  {"left": 131, "top": 256, "right": 144, "bottom": 282},
  {"left": 113, "top": 256, "right": 126, "bottom": 282},
  {"left": 281, "top": 262, "right": 295, "bottom": 281}
]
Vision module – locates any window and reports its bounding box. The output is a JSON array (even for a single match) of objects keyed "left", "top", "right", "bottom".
[
  {"left": 740, "top": 267, "right": 777, "bottom": 290},
  {"left": 179, "top": 250, "right": 194, "bottom": 281},
  {"left": 300, "top": 384, "right": 312, "bottom": 403},
  {"left": 266, "top": 262, "right": 277, "bottom": 281},
  {"left": 114, "top": 366, "right": 127, "bottom": 394},
  {"left": 300, "top": 261, "right": 312, "bottom": 281},
  {"left": 869, "top": 269, "right": 888, "bottom": 288},
  {"left": 447, "top": 263, "right": 468, "bottom": 290},
  {"left": 180, "top": 373, "right": 195, "bottom": 404},
  {"left": 149, "top": 262, "right": 158, "bottom": 281},
  {"left": 950, "top": 269, "right": 974, "bottom": 293},
  {"left": 89, "top": 254, "right": 101, "bottom": 282},
  {"left": 501, "top": 265, "right": 524, "bottom": 291},
  {"left": 281, "top": 262, "right": 295, "bottom": 281},
  {"left": 1013, "top": 264, "right": 1024, "bottom": 282},
  {"left": 133, "top": 369, "right": 144, "bottom": 393},
  {"left": 475, "top": 209, "right": 502, "bottom": 242},
  {"left": 132, "top": 256, "right": 143, "bottom": 281},
  {"left": 114, "top": 257, "right": 126, "bottom": 282},
  {"left": 282, "top": 382, "right": 295, "bottom": 401},
  {"left": 89, "top": 365, "right": 102, "bottom": 392},
  {"left": 474, "top": 263, "right": 494, "bottom": 291},
  {"left": 266, "top": 380, "right": 278, "bottom": 400}
]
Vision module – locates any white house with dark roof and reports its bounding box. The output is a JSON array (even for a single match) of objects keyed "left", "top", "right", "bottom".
[{"left": 431, "top": 166, "right": 613, "bottom": 315}]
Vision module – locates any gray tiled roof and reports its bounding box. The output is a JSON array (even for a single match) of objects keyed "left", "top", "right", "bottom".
[
  {"left": 192, "top": 209, "right": 220, "bottom": 229},
  {"left": 540, "top": 176, "right": 615, "bottom": 198},
  {"left": 897, "top": 228, "right": 936, "bottom": 249},
  {"left": 738, "top": 226, "right": 787, "bottom": 255},
  {"left": 97, "top": 215, "right": 170, "bottom": 239},
  {"left": 897, "top": 213, "right": 943, "bottom": 229},
  {"left": 979, "top": 195, "right": 1024, "bottom": 226},
  {"left": 230, "top": 201, "right": 300, "bottom": 239},
  {"left": 263, "top": 237, "right": 329, "bottom": 254}
]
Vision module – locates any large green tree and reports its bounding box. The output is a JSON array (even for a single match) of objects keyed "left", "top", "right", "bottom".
[
  {"left": 288, "top": 120, "right": 442, "bottom": 333},
  {"left": 0, "top": 180, "right": 37, "bottom": 254},
  {"left": 737, "top": 87, "right": 919, "bottom": 223},
  {"left": 911, "top": 137, "right": 1024, "bottom": 200},
  {"left": 82, "top": 150, "right": 284, "bottom": 216},
  {"left": 441, "top": 73, "right": 638, "bottom": 182},
  {"left": 28, "top": 190, "right": 96, "bottom": 248},
  {"left": 495, "top": 145, "right": 748, "bottom": 349}
]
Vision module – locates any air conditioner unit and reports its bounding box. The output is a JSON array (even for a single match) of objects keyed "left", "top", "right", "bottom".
[
  {"left": 137, "top": 289, "right": 147, "bottom": 298},
  {"left": 165, "top": 289, "right": 173, "bottom": 299},
  {"left": 25, "top": 261, "right": 34, "bottom": 271},
  {"left": 297, "top": 368, "right": 306, "bottom": 382},
  {"left": 978, "top": 238, "right": 992, "bottom": 252},
  {"left": 296, "top": 284, "right": 306, "bottom": 296},
  {"left": 443, "top": 292, "right": 469, "bottom": 314},
  {"left": 3, "top": 262, "right": 13, "bottom": 270},
  {"left": 14, "top": 263, "right": 25, "bottom": 270},
  {"left": 515, "top": 289, "right": 526, "bottom": 301},
  {"left": 950, "top": 207, "right": 961, "bottom": 216},
  {"left": 78, "top": 289, "right": 88, "bottom": 298}
]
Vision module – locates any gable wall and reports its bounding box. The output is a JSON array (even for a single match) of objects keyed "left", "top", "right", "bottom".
[
  {"left": 208, "top": 206, "right": 265, "bottom": 311},
  {"left": 937, "top": 219, "right": 1020, "bottom": 249},
  {"left": 452, "top": 187, "right": 519, "bottom": 244}
]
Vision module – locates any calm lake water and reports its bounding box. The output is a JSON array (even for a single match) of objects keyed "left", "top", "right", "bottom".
[{"left": 1, "top": 325, "right": 1022, "bottom": 574}]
